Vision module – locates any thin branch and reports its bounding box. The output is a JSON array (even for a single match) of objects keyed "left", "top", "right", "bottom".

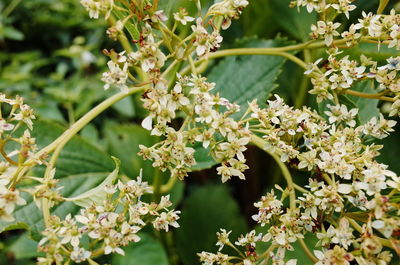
[{"left": 344, "top": 89, "right": 395, "bottom": 102}]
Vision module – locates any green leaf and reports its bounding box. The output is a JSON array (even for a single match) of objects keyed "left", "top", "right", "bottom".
[
  {"left": 196, "top": 39, "right": 286, "bottom": 170},
  {"left": 347, "top": 80, "right": 380, "bottom": 124},
  {"left": 112, "top": 96, "right": 136, "bottom": 117},
  {"left": 112, "top": 9, "right": 139, "bottom": 40},
  {"left": 3, "top": 26, "right": 24, "bottom": 41},
  {"left": 0, "top": 120, "right": 117, "bottom": 240},
  {"left": 342, "top": 43, "right": 399, "bottom": 62},
  {"left": 207, "top": 38, "right": 286, "bottom": 120},
  {"left": 30, "top": 120, "right": 115, "bottom": 178},
  {"left": 317, "top": 81, "right": 379, "bottom": 125},
  {"left": 104, "top": 123, "right": 159, "bottom": 180},
  {"left": 192, "top": 143, "right": 218, "bottom": 171},
  {"left": 8, "top": 233, "right": 39, "bottom": 259},
  {"left": 269, "top": 0, "right": 317, "bottom": 41},
  {"left": 65, "top": 158, "right": 120, "bottom": 207},
  {"left": 377, "top": 124, "right": 400, "bottom": 175},
  {"left": 176, "top": 185, "right": 247, "bottom": 265},
  {"left": 112, "top": 233, "right": 169, "bottom": 265},
  {"left": 0, "top": 173, "right": 109, "bottom": 241}
]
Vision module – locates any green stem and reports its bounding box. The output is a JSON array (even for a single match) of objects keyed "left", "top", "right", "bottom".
[
  {"left": 344, "top": 89, "right": 394, "bottom": 102},
  {"left": 250, "top": 135, "right": 296, "bottom": 210},
  {"left": 42, "top": 87, "right": 145, "bottom": 157},
  {"left": 298, "top": 238, "right": 318, "bottom": 263},
  {"left": 208, "top": 50, "right": 307, "bottom": 69},
  {"left": 108, "top": 15, "right": 133, "bottom": 53},
  {"left": 160, "top": 176, "right": 178, "bottom": 193},
  {"left": 16, "top": 85, "right": 146, "bottom": 188},
  {"left": 293, "top": 183, "right": 308, "bottom": 193},
  {"left": 346, "top": 217, "right": 395, "bottom": 250},
  {"left": 294, "top": 49, "right": 312, "bottom": 108},
  {"left": 377, "top": 0, "right": 390, "bottom": 14},
  {"left": 2, "top": 0, "right": 22, "bottom": 17},
  {"left": 152, "top": 170, "right": 162, "bottom": 201}
]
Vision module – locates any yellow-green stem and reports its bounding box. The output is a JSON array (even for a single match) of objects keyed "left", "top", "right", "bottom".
[
  {"left": 29, "top": 86, "right": 146, "bottom": 227},
  {"left": 298, "top": 237, "right": 318, "bottom": 263},
  {"left": 294, "top": 49, "right": 312, "bottom": 108},
  {"left": 377, "top": 0, "right": 390, "bottom": 14},
  {"left": 160, "top": 176, "right": 178, "bottom": 193},
  {"left": 346, "top": 217, "right": 395, "bottom": 250},
  {"left": 344, "top": 89, "right": 394, "bottom": 102},
  {"left": 208, "top": 49, "right": 307, "bottom": 69},
  {"left": 250, "top": 135, "right": 296, "bottom": 210}
]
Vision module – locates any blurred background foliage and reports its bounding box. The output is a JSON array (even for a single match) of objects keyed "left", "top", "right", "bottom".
[{"left": 0, "top": 0, "right": 399, "bottom": 264}]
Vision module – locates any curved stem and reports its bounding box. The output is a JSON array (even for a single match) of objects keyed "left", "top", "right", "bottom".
[
  {"left": 377, "top": 0, "right": 390, "bottom": 14},
  {"left": 208, "top": 49, "right": 307, "bottom": 69},
  {"left": 34, "top": 86, "right": 146, "bottom": 161},
  {"left": 293, "top": 183, "right": 308, "bottom": 193},
  {"left": 250, "top": 135, "right": 296, "bottom": 210},
  {"left": 38, "top": 86, "right": 146, "bottom": 227},
  {"left": 257, "top": 244, "right": 276, "bottom": 265},
  {"left": 0, "top": 140, "right": 18, "bottom": 165},
  {"left": 344, "top": 89, "right": 394, "bottom": 102},
  {"left": 298, "top": 237, "right": 318, "bottom": 263},
  {"left": 295, "top": 49, "right": 312, "bottom": 108},
  {"left": 346, "top": 217, "right": 397, "bottom": 251},
  {"left": 160, "top": 176, "right": 178, "bottom": 193}
]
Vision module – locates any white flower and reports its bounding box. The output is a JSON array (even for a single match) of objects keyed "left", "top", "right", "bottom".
[
  {"left": 152, "top": 210, "right": 180, "bottom": 232},
  {"left": 311, "top": 21, "right": 341, "bottom": 46},
  {"left": 216, "top": 229, "right": 231, "bottom": 251},
  {"left": 173, "top": 8, "right": 195, "bottom": 25},
  {"left": 101, "top": 60, "right": 129, "bottom": 92},
  {"left": 70, "top": 247, "right": 91, "bottom": 263},
  {"left": 80, "top": 0, "right": 113, "bottom": 19}
]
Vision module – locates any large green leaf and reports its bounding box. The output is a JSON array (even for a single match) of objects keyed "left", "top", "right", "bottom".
[
  {"left": 207, "top": 38, "right": 286, "bottom": 119},
  {"left": 269, "top": 0, "right": 317, "bottom": 41},
  {"left": 30, "top": 120, "right": 115, "bottom": 178},
  {"left": 65, "top": 158, "right": 119, "bottom": 208},
  {"left": 8, "top": 233, "right": 39, "bottom": 259},
  {"left": 192, "top": 143, "right": 218, "bottom": 171},
  {"left": 103, "top": 123, "right": 159, "bottom": 180},
  {"left": 112, "top": 233, "right": 169, "bottom": 265},
  {"left": 0, "top": 173, "right": 108, "bottom": 241},
  {"left": 176, "top": 185, "right": 247, "bottom": 265}
]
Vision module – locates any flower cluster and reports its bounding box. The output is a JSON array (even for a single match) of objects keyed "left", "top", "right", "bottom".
[
  {"left": 80, "top": 0, "right": 113, "bottom": 19},
  {"left": 200, "top": 95, "right": 399, "bottom": 264},
  {"left": 139, "top": 74, "right": 251, "bottom": 182},
  {"left": 38, "top": 174, "right": 180, "bottom": 264},
  {"left": 191, "top": 18, "right": 224, "bottom": 57},
  {"left": 305, "top": 50, "right": 400, "bottom": 118},
  {"left": 0, "top": 94, "right": 38, "bottom": 222},
  {"left": 291, "top": 0, "right": 356, "bottom": 17},
  {"left": 77, "top": 1, "right": 400, "bottom": 264},
  {"left": 308, "top": 9, "right": 400, "bottom": 49},
  {"left": 208, "top": 0, "right": 249, "bottom": 30}
]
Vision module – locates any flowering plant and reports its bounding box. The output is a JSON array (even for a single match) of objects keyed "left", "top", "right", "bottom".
[{"left": 0, "top": 0, "right": 399, "bottom": 264}]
